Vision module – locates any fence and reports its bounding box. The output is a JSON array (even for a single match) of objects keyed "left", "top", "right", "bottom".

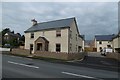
[{"left": 106, "top": 52, "right": 120, "bottom": 61}]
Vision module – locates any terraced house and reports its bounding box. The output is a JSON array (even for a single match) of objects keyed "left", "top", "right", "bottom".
[
  {"left": 24, "top": 17, "right": 84, "bottom": 54},
  {"left": 94, "top": 35, "right": 115, "bottom": 52},
  {"left": 112, "top": 32, "right": 120, "bottom": 53}
]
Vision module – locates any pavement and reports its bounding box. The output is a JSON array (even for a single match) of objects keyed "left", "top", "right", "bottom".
[{"left": 2, "top": 54, "right": 119, "bottom": 79}]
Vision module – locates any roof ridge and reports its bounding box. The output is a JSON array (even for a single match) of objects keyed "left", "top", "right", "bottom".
[
  {"left": 37, "top": 17, "right": 75, "bottom": 24},
  {"left": 25, "top": 17, "right": 76, "bottom": 33}
]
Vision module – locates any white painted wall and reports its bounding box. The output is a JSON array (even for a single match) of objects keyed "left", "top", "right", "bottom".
[
  {"left": 25, "top": 28, "right": 69, "bottom": 53},
  {"left": 118, "top": 35, "right": 120, "bottom": 48},
  {"left": 112, "top": 36, "right": 120, "bottom": 52},
  {"left": 113, "top": 37, "right": 118, "bottom": 49},
  {"left": 69, "top": 20, "right": 83, "bottom": 53},
  {"left": 96, "top": 41, "right": 112, "bottom": 52}
]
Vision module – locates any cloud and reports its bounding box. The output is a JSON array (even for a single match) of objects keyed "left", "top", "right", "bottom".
[{"left": 2, "top": 2, "right": 118, "bottom": 40}]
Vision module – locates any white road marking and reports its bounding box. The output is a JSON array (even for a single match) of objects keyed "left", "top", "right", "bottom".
[
  {"left": 67, "top": 58, "right": 84, "bottom": 62},
  {"left": 62, "top": 71, "right": 102, "bottom": 80},
  {"left": 10, "top": 56, "right": 22, "bottom": 59},
  {"left": 8, "top": 61, "right": 39, "bottom": 69}
]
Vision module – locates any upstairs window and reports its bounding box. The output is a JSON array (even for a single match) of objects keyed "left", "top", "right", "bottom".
[
  {"left": 70, "top": 30, "right": 72, "bottom": 39},
  {"left": 76, "top": 34, "right": 77, "bottom": 41},
  {"left": 56, "top": 43, "right": 61, "bottom": 52},
  {"left": 56, "top": 30, "right": 61, "bottom": 37},
  {"left": 31, "top": 33, "right": 34, "bottom": 38},
  {"left": 99, "top": 41, "right": 102, "bottom": 44}
]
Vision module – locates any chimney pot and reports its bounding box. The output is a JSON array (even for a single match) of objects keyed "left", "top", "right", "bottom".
[{"left": 31, "top": 18, "right": 37, "bottom": 26}]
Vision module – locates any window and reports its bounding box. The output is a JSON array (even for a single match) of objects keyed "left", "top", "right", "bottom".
[
  {"left": 42, "top": 31, "right": 44, "bottom": 36},
  {"left": 70, "top": 43, "right": 72, "bottom": 51},
  {"left": 70, "top": 30, "right": 72, "bottom": 39},
  {"left": 107, "top": 45, "right": 111, "bottom": 48},
  {"left": 56, "top": 44, "right": 61, "bottom": 52},
  {"left": 99, "top": 47, "right": 102, "bottom": 50},
  {"left": 99, "top": 41, "right": 102, "bottom": 44},
  {"left": 30, "top": 44, "right": 33, "bottom": 50},
  {"left": 76, "top": 45, "right": 77, "bottom": 51},
  {"left": 31, "top": 33, "right": 34, "bottom": 38},
  {"left": 56, "top": 30, "right": 61, "bottom": 37},
  {"left": 76, "top": 34, "right": 77, "bottom": 41}
]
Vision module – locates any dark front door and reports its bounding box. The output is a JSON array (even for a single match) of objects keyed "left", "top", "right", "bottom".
[
  {"left": 37, "top": 43, "right": 42, "bottom": 51},
  {"left": 78, "top": 46, "right": 82, "bottom": 52}
]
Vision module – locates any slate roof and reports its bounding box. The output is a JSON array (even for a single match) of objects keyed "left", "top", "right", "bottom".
[
  {"left": 25, "top": 17, "right": 75, "bottom": 33},
  {"left": 6, "top": 32, "right": 20, "bottom": 37},
  {"left": 79, "top": 35, "right": 85, "bottom": 40},
  {"left": 95, "top": 35, "right": 116, "bottom": 41},
  {"left": 112, "top": 32, "right": 120, "bottom": 39}
]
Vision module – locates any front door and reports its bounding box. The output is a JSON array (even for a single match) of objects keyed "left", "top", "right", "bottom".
[{"left": 37, "top": 43, "right": 42, "bottom": 51}]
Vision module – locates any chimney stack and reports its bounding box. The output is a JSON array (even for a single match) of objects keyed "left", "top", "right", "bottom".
[{"left": 31, "top": 18, "right": 37, "bottom": 26}]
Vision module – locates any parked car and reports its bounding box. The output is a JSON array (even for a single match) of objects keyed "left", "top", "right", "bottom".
[
  {"left": 3, "top": 44, "right": 11, "bottom": 48},
  {"left": 101, "top": 48, "right": 113, "bottom": 56},
  {"left": 3, "top": 44, "right": 13, "bottom": 51}
]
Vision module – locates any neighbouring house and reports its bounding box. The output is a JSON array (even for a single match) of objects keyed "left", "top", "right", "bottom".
[
  {"left": 24, "top": 17, "right": 84, "bottom": 54},
  {"left": 94, "top": 35, "right": 115, "bottom": 52},
  {"left": 112, "top": 32, "right": 120, "bottom": 53},
  {"left": 0, "top": 33, "right": 2, "bottom": 46},
  {"left": 4, "top": 32, "right": 21, "bottom": 46}
]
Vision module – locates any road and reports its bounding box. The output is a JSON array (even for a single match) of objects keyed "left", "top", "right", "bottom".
[{"left": 2, "top": 54, "right": 119, "bottom": 79}]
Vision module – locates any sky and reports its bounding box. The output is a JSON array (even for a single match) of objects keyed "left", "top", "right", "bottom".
[{"left": 2, "top": 2, "right": 119, "bottom": 40}]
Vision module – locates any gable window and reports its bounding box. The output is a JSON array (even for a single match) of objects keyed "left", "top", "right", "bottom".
[
  {"left": 99, "top": 41, "right": 102, "bottom": 44},
  {"left": 56, "top": 43, "right": 61, "bottom": 52},
  {"left": 76, "top": 45, "right": 77, "bottom": 51},
  {"left": 76, "top": 34, "right": 77, "bottom": 41},
  {"left": 70, "top": 30, "right": 72, "bottom": 39},
  {"left": 70, "top": 43, "right": 72, "bottom": 51},
  {"left": 30, "top": 44, "right": 33, "bottom": 51},
  {"left": 56, "top": 30, "right": 61, "bottom": 37},
  {"left": 31, "top": 33, "right": 34, "bottom": 38},
  {"left": 42, "top": 31, "right": 45, "bottom": 36},
  {"left": 107, "top": 45, "right": 111, "bottom": 48}
]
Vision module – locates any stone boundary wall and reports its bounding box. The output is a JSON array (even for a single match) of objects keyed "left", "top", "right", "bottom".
[
  {"left": 106, "top": 53, "right": 120, "bottom": 61},
  {"left": 11, "top": 48, "right": 85, "bottom": 60},
  {"left": 11, "top": 48, "right": 30, "bottom": 56}
]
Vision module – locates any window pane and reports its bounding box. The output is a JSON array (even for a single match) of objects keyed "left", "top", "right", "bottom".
[
  {"left": 31, "top": 33, "right": 34, "bottom": 38},
  {"left": 56, "top": 30, "right": 61, "bottom": 37},
  {"left": 99, "top": 41, "right": 102, "bottom": 44},
  {"left": 56, "top": 44, "right": 61, "bottom": 52},
  {"left": 30, "top": 44, "right": 33, "bottom": 50}
]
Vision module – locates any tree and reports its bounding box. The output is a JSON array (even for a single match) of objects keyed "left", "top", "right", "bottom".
[{"left": 21, "top": 35, "right": 25, "bottom": 42}]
